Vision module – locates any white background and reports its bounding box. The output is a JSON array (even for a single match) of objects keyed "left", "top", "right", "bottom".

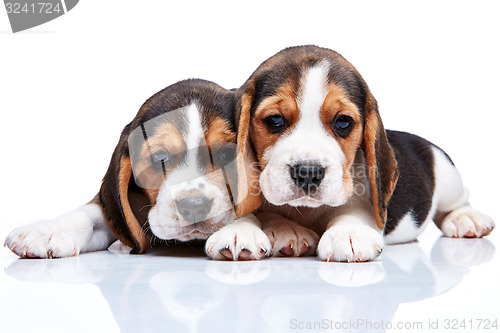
[
  {"left": 1, "top": 1, "right": 499, "bottom": 332},
  {"left": 1, "top": 1, "right": 499, "bottom": 224}
]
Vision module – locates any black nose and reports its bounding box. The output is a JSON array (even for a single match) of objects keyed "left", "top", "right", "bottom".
[
  {"left": 289, "top": 164, "right": 325, "bottom": 194},
  {"left": 176, "top": 197, "right": 213, "bottom": 223}
]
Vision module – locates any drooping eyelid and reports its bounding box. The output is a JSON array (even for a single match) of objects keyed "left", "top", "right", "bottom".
[
  {"left": 333, "top": 113, "right": 354, "bottom": 123},
  {"left": 260, "top": 109, "right": 285, "bottom": 121}
]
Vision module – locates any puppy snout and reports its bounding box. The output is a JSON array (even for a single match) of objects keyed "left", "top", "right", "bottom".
[
  {"left": 176, "top": 197, "right": 213, "bottom": 223},
  {"left": 289, "top": 163, "right": 325, "bottom": 194}
]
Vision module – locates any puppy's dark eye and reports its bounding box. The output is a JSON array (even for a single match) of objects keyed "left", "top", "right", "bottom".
[
  {"left": 151, "top": 150, "right": 170, "bottom": 164},
  {"left": 215, "top": 145, "right": 236, "bottom": 167},
  {"left": 332, "top": 115, "right": 354, "bottom": 137},
  {"left": 264, "top": 115, "right": 287, "bottom": 134}
]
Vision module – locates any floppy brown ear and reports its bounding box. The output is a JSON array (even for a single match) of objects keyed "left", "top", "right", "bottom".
[
  {"left": 234, "top": 90, "right": 263, "bottom": 217},
  {"left": 362, "top": 93, "right": 399, "bottom": 230},
  {"left": 99, "top": 126, "right": 150, "bottom": 254}
]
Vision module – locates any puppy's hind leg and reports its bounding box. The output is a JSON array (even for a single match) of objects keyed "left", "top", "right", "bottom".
[
  {"left": 432, "top": 147, "right": 494, "bottom": 238},
  {"left": 4, "top": 201, "right": 116, "bottom": 258}
]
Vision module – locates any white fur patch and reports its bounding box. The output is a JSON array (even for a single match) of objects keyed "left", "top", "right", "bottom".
[
  {"left": 185, "top": 102, "right": 206, "bottom": 150},
  {"left": 297, "top": 62, "right": 329, "bottom": 119},
  {"left": 432, "top": 146, "right": 469, "bottom": 213},
  {"left": 384, "top": 211, "right": 427, "bottom": 245}
]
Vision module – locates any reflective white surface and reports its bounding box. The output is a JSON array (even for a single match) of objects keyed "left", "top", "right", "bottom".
[{"left": 1, "top": 225, "right": 498, "bottom": 333}]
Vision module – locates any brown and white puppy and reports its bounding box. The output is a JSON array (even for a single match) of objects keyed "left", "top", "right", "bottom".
[
  {"left": 5, "top": 79, "right": 270, "bottom": 260},
  {"left": 234, "top": 45, "right": 494, "bottom": 262}
]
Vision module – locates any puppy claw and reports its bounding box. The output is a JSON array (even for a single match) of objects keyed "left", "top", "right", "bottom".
[
  {"left": 464, "top": 229, "right": 475, "bottom": 238},
  {"left": 279, "top": 246, "right": 294, "bottom": 256},
  {"left": 299, "top": 240, "right": 310, "bottom": 256},
  {"left": 238, "top": 248, "right": 252, "bottom": 260},
  {"left": 219, "top": 248, "right": 233, "bottom": 260},
  {"left": 26, "top": 251, "right": 37, "bottom": 258}
]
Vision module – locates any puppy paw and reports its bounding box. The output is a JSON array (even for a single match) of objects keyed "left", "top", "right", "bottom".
[
  {"left": 263, "top": 220, "right": 319, "bottom": 257},
  {"left": 440, "top": 206, "right": 495, "bottom": 238},
  {"left": 5, "top": 219, "right": 92, "bottom": 259},
  {"left": 205, "top": 217, "right": 271, "bottom": 261},
  {"left": 317, "top": 222, "right": 384, "bottom": 262}
]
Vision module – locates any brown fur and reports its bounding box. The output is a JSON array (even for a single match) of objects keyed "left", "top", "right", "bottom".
[
  {"left": 206, "top": 118, "right": 236, "bottom": 144},
  {"left": 117, "top": 156, "right": 150, "bottom": 251},
  {"left": 363, "top": 94, "right": 399, "bottom": 229},
  {"left": 250, "top": 84, "right": 300, "bottom": 166},
  {"left": 235, "top": 92, "right": 264, "bottom": 217}
]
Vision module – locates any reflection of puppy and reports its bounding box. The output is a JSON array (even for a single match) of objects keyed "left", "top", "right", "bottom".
[
  {"left": 235, "top": 45, "right": 495, "bottom": 261},
  {"left": 4, "top": 237, "right": 495, "bottom": 332},
  {"left": 5, "top": 79, "right": 269, "bottom": 259}
]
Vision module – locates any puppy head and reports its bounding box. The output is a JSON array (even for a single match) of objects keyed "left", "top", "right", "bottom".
[
  {"left": 238, "top": 45, "right": 398, "bottom": 230},
  {"left": 99, "top": 79, "right": 242, "bottom": 253}
]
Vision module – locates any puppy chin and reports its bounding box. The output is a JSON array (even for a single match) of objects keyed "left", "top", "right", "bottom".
[
  {"left": 263, "top": 185, "right": 350, "bottom": 208},
  {"left": 176, "top": 231, "right": 211, "bottom": 241},
  {"left": 284, "top": 195, "right": 349, "bottom": 208},
  {"left": 287, "top": 197, "right": 324, "bottom": 208},
  {"left": 150, "top": 224, "right": 213, "bottom": 241}
]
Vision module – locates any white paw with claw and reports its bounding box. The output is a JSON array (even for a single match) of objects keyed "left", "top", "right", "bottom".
[
  {"left": 263, "top": 220, "right": 319, "bottom": 257},
  {"left": 5, "top": 213, "right": 94, "bottom": 259},
  {"left": 317, "top": 221, "right": 384, "bottom": 262},
  {"left": 440, "top": 206, "right": 495, "bottom": 238},
  {"left": 205, "top": 216, "right": 271, "bottom": 261}
]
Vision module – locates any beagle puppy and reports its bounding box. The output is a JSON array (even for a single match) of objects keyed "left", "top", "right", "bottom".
[
  {"left": 5, "top": 79, "right": 270, "bottom": 260},
  {"left": 233, "top": 45, "right": 495, "bottom": 262}
]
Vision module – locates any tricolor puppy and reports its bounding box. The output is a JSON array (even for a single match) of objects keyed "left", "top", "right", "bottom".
[
  {"left": 5, "top": 79, "right": 270, "bottom": 260},
  {"left": 234, "top": 45, "right": 495, "bottom": 262}
]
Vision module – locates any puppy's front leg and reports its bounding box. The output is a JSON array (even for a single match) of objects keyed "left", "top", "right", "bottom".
[
  {"left": 317, "top": 205, "right": 384, "bottom": 262},
  {"left": 205, "top": 214, "right": 271, "bottom": 261},
  {"left": 5, "top": 203, "right": 116, "bottom": 258}
]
